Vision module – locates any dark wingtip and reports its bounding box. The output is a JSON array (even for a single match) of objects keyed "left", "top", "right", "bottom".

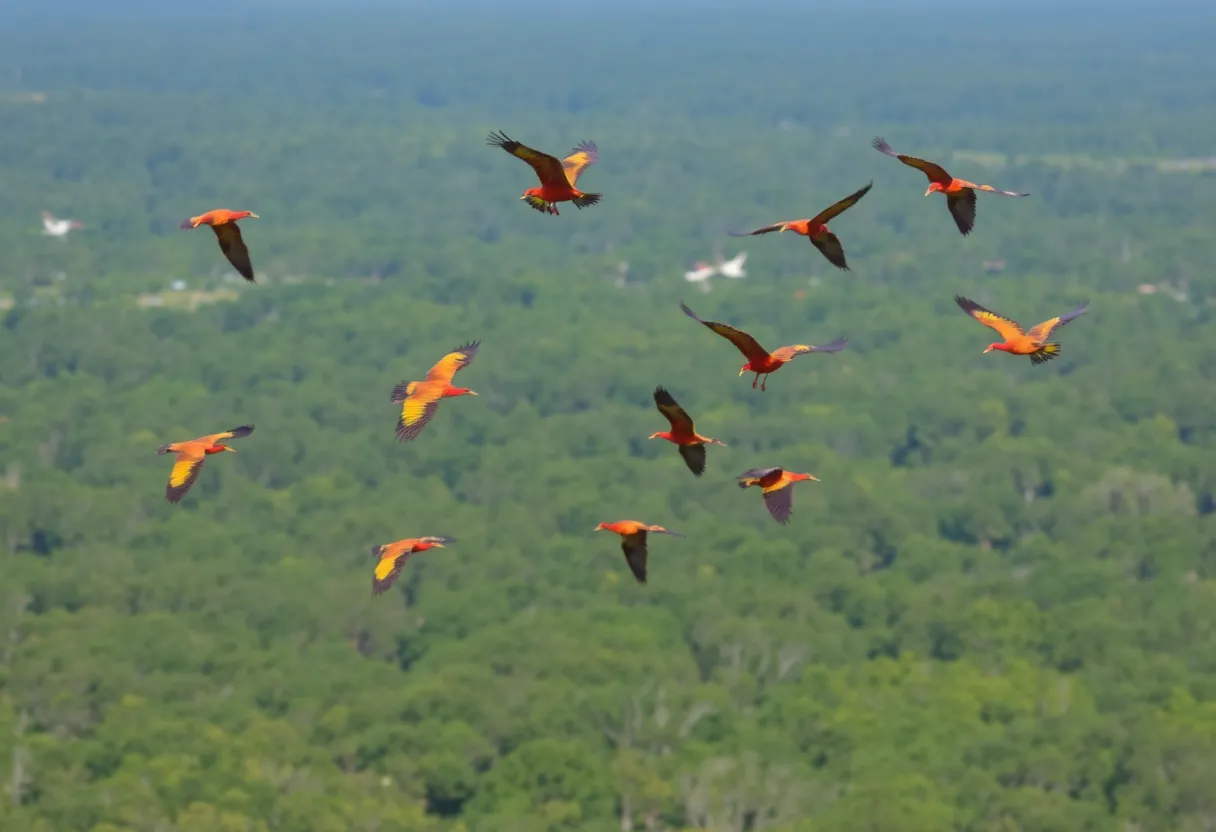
[
  {"left": 679, "top": 300, "right": 699, "bottom": 320},
  {"left": 179, "top": 219, "right": 194, "bottom": 230},
  {"left": 573, "top": 193, "right": 602, "bottom": 209},
  {"left": 486, "top": 130, "right": 511, "bottom": 148},
  {"left": 817, "top": 338, "right": 848, "bottom": 353},
  {"left": 156, "top": 444, "right": 172, "bottom": 455},
  {"left": 954, "top": 295, "right": 980, "bottom": 313}
]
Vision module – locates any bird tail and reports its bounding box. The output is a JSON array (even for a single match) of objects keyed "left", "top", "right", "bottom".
[
  {"left": 572, "top": 193, "right": 602, "bottom": 209},
  {"left": 1030, "top": 344, "right": 1061, "bottom": 365},
  {"left": 390, "top": 381, "right": 414, "bottom": 403}
]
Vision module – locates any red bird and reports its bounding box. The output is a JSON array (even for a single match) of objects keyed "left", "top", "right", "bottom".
[
  {"left": 487, "top": 130, "right": 601, "bottom": 215},
  {"left": 736, "top": 467, "right": 818, "bottom": 525},
  {"left": 370, "top": 536, "right": 455, "bottom": 596},
  {"left": 680, "top": 301, "right": 846, "bottom": 391},
  {"left": 955, "top": 295, "right": 1088, "bottom": 364},
  {"left": 729, "top": 182, "right": 873, "bottom": 270},
  {"left": 180, "top": 209, "right": 259, "bottom": 282},
  {"left": 157, "top": 424, "right": 254, "bottom": 504},
  {"left": 650, "top": 386, "right": 725, "bottom": 477},
  {"left": 871, "top": 137, "right": 1028, "bottom": 236},
  {"left": 391, "top": 342, "right": 480, "bottom": 441},
  {"left": 594, "top": 520, "right": 683, "bottom": 584}
]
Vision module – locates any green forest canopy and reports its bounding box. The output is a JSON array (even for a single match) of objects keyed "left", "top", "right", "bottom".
[{"left": 1, "top": 5, "right": 1216, "bottom": 831}]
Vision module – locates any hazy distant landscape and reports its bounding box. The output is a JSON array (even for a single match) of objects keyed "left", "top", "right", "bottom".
[{"left": 1, "top": 2, "right": 1215, "bottom": 830}]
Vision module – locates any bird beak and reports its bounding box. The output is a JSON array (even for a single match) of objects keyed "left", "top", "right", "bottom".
[
  {"left": 226, "top": 447, "right": 238, "bottom": 453},
  {"left": 593, "top": 525, "right": 602, "bottom": 532},
  {"left": 808, "top": 474, "right": 819, "bottom": 481},
  {"left": 738, "top": 368, "right": 746, "bottom": 376},
  {"left": 923, "top": 187, "right": 933, "bottom": 197},
  {"left": 983, "top": 346, "right": 994, "bottom": 354},
  {"left": 519, "top": 195, "right": 526, "bottom": 200},
  {"left": 248, "top": 213, "right": 260, "bottom": 219},
  {"left": 468, "top": 390, "right": 479, "bottom": 396}
]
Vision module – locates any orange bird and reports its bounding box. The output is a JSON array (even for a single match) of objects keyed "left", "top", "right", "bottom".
[
  {"left": 157, "top": 424, "right": 254, "bottom": 504},
  {"left": 594, "top": 520, "right": 683, "bottom": 584},
  {"left": 650, "top": 386, "right": 725, "bottom": 477},
  {"left": 955, "top": 295, "right": 1088, "bottom": 364},
  {"left": 391, "top": 341, "right": 480, "bottom": 441},
  {"left": 680, "top": 301, "right": 846, "bottom": 391},
  {"left": 180, "top": 209, "right": 259, "bottom": 282},
  {"left": 370, "top": 535, "right": 454, "bottom": 596},
  {"left": 737, "top": 467, "right": 818, "bottom": 525},
  {"left": 487, "top": 130, "right": 601, "bottom": 215},
  {"left": 729, "top": 182, "right": 873, "bottom": 270},
  {"left": 871, "top": 137, "right": 1028, "bottom": 236}
]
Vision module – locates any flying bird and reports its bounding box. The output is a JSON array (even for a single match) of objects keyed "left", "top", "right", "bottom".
[
  {"left": 157, "top": 424, "right": 254, "bottom": 504},
  {"left": 180, "top": 209, "right": 259, "bottom": 282},
  {"left": 729, "top": 182, "right": 872, "bottom": 270},
  {"left": 871, "top": 137, "right": 1028, "bottom": 236},
  {"left": 684, "top": 260, "right": 719, "bottom": 288},
  {"left": 736, "top": 467, "right": 818, "bottom": 525},
  {"left": 650, "top": 386, "right": 726, "bottom": 477},
  {"left": 370, "top": 536, "right": 455, "bottom": 595},
  {"left": 680, "top": 301, "right": 846, "bottom": 391},
  {"left": 594, "top": 520, "right": 683, "bottom": 584},
  {"left": 487, "top": 130, "right": 601, "bottom": 215},
  {"left": 954, "top": 296, "right": 1088, "bottom": 364},
  {"left": 40, "top": 210, "right": 83, "bottom": 238},
  {"left": 391, "top": 341, "right": 480, "bottom": 441}
]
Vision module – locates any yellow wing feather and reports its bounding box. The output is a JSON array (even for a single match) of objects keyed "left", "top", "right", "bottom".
[{"left": 562, "top": 141, "right": 599, "bottom": 186}]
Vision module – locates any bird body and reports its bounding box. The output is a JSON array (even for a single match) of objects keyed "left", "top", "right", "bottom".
[
  {"left": 954, "top": 296, "right": 1088, "bottom": 364},
  {"left": 40, "top": 210, "right": 83, "bottom": 238},
  {"left": 157, "top": 424, "right": 254, "bottom": 503},
  {"left": 736, "top": 467, "right": 817, "bottom": 525},
  {"left": 594, "top": 520, "right": 683, "bottom": 584},
  {"left": 370, "top": 535, "right": 454, "bottom": 595},
  {"left": 487, "top": 131, "right": 601, "bottom": 216},
  {"left": 650, "top": 386, "right": 725, "bottom": 477},
  {"left": 871, "top": 137, "right": 1028, "bottom": 236},
  {"left": 391, "top": 342, "right": 480, "bottom": 441},
  {"left": 180, "top": 208, "right": 259, "bottom": 282},
  {"left": 730, "top": 182, "right": 872, "bottom": 270},
  {"left": 679, "top": 301, "right": 847, "bottom": 391}
]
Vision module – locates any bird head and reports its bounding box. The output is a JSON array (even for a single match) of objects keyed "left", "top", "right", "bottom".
[
  {"left": 240, "top": 211, "right": 260, "bottom": 220},
  {"left": 206, "top": 444, "right": 236, "bottom": 455},
  {"left": 648, "top": 432, "right": 662, "bottom": 440},
  {"left": 794, "top": 472, "right": 820, "bottom": 483},
  {"left": 924, "top": 183, "right": 944, "bottom": 196},
  {"left": 593, "top": 522, "right": 608, "bottom": 532},
  {"left": 451, "top": 387, "right": 478, "bottom": 397},
  {"left": 984, "top": 343, "right": 1003, "bottom": 354}
]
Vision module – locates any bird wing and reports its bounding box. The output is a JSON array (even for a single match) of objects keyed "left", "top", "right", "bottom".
[
  {"left": 871, "top": 137, "right": 953, "bottom": 183},
  {"left": 487, "top": 131, "right": 568, "bottom": 188},
  {"left": 424, "top": 341, "right": 480, "bottom": 384},
  {"left": 809, "top": 231, "right": 851, "bottom": 271},
  {"left": 1026, "top": 303, "right": 1089, "bottom": 342},
  {"left": 678, "top": 443, "right": 707, "bottom": 477},
  {"left": 397, "top": 394, "right": 441, "bottom": 442},
  {"left": 977, "top": 184, "right": 1031, "bottom": 198},
  {"left": 771, "top": 339, "right": 848, "bottom": 362},
  {"left": 679, "top": 302, "right": 770, "bottom": 364},
  {"left": 762, "top": 483, "right": 794, "bottom": 525},
  {"left": 728, "top": 222, "right": 785, "bottom": 237},
  {"left": 737, "top": 466, "right": 783, "bottom": 488},
  {"left": 165, "top": 448, "right": 206, "bottom": 504},
  {"left": 522, "top": 194, "right": 558, "bottom": 215},
  {"left": 946, "top": 189, "right": 978, "bottom": 236},
  {"left": 954, "top": 295, "right": 1025, "bottom": 340},
  {"left": 371, "top": 542, "right": 415, "bottom": 595},
  {"left": 200, "top": 424, "right": 255, "bottom": 446},
  {"left": 211, "top": 223, "right": 255, "bottom": 282},
  {"left": 809, "top": 182, "right": 873, "bottom": 226},
  {"left": 562, "top": 141, "right": 599, "bottom": 186},
  {"left": 620, "top": 532, "right": 649, "bottom": 584},
  {"left": 653, "top": 386, "right": 696, "bottom": 433}
]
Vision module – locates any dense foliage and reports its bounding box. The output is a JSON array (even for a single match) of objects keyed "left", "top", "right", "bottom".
[{"left": 2, "top": 5, "right": 1216, "bottom": 831}]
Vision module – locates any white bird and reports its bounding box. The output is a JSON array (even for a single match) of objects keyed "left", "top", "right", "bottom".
[
  {"left": 41, "top": 210, "right": 83, "bottom": 238},
  {"left": 717, "top": 251, "right": 748, "bottom": 279}
]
